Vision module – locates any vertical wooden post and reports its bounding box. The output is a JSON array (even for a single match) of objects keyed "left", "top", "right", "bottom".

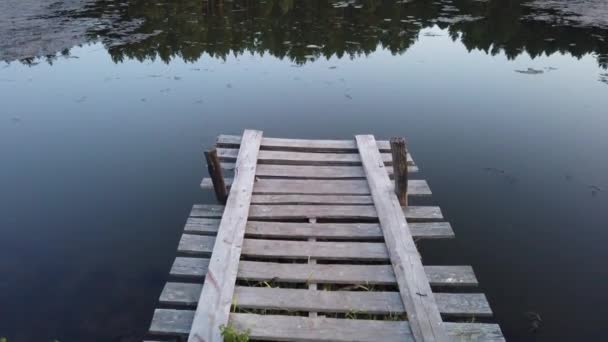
[
  {"left": 390, "top": 137, "right": 408, "bottom": 207},
  {"left": 204, "top": 148, "right": 228, "bottom": 204}
]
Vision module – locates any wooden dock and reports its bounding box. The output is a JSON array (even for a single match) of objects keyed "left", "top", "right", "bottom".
[{"left": 146, "top": 130, "right": 504, "bottom": 341}]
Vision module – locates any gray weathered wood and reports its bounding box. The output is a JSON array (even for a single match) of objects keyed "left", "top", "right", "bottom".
[
  {"left": 169, "top": 258, "right": 477, "bottom": 287},
  {"left": 183, "top": 218, "right": 221, "bottom": 235},
  {"left": 170, "top": 257, "right": 210, "bottom": 278},
  {"left": 221, "top": 163, "right": 419, "bottom": 177},
  {"left": 204, "top": 148, "right": 228, "bottom": 204},
  {"left": 217, "top": 134, "right": 393, "bottom": 152},
  {"left": 187, "top": 129, "right": 263, "bottom": 342},
  {"left": 183, "top": 220, "right": 454, "bottom": 240},
  {"left": 246, "top": 204, "right": 443, "bottom": 221},
  {"left": 390, "top": 137, "right": 409, "bottom": 206},
  {"left": 201, "top": 178, "right": 431, "bottom": 196},
  {"left": 356, "top": 134, "right": 447, "bottom": 341},
  {"left": 178, "top": 234, "right": 216, "bottom": 255},
  {"left": 190, "top": 204, "right": 443, "bottom": 221},
  {"left": 160, "top": 284, "right": 492, "bottom": 316},
  {"left": 149, "top": 311, "right": 504, "bottom": 341},
  {"left": 245, "top": 221, "right": 454, "bottom": 240},
  {"left": 242, "top": 239, "right": 389, "bottom": 261},
  {"left": 216, "top": 148, "right": 414, "bottom": 166}
]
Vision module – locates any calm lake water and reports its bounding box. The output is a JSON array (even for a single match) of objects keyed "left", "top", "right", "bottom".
[{"left": 1, "top": 0, "right": 607, "bottom": 341}]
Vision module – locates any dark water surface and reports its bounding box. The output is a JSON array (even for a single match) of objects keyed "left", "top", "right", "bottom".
[{"left": 1, "top": 0, "right": 608, "bottom": 341}]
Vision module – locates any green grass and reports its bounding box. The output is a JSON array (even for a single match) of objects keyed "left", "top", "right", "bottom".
[{"left": 220, "top": 324, "right": 250, "bottom": 342}]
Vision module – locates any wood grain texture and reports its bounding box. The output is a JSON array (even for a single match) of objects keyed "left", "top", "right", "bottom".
[
  {"left": 216, "top": 147, "right": 414, "bottom": 166},
  {"left": 201, "top": 178, "right": 431, "bottom": 196},
  {"left": 217, "top": 134, "right": 393, "bottom": 152},
  {"left": 160, "top": 284, "right": 492, "bottom": 316},
  {"left": 356, "top": 134, "right": 448, "bottom": 341},
  {"left": 220, "top": 163, "right": 419, "bottom": 178},
  {"left": 169, "top": 258, "right": 477, "bottom": 287},
  {"left": 245, "top": 221, "right": 454, "bottom": 240},
  {"left": 190, "top": 204, "right": 444, "bottom": 221},
  {"left": 182, "top": 220, "right": 454, "bottom": 240},
  {"left": 149, "top": 311, "right": 504, "bottom": 341},
  {"left": 241, "top": 239, "right": 389, "bottom": 261},
  {"left": 187, "top": 129, "right": 263, "bottom": 342}
]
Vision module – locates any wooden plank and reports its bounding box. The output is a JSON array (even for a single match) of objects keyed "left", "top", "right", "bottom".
[
  {"left": 230, "top": 314, "right": 505, "bottom": 342},
  {"left": 220, "top": 163, "right": 419, "bottom": 176},
  {"left": 216, "top": 148, "right": 414, "bottom": 166},
  {"left": 183, "top": 219, "right": 454, "bottom": 240},
  {"left": 217, "top": 134, "right": 393, "bottom": 152},
  {"left": 201, "top": 178, "right": 431, "bottom": 196},
  {"left": 178, "top": 234, "right": 216, "bottom": 255},
  {"left": 169, "top": 258, "right": 477, "bottom": 287},
  {"left": 170, "top": 257, "right": 210, "bottom": 278},
  {"left": 245, "top": 221, "right": 454, "bottom": 240},
  {"left": 183, "top": 218, "right": 221, "bottom": 235},
  {"left": 187, "top": 129, "right": 263, "bottom": 342},
  {"left": 237, "top": 261, "right": 477, "bottom": 287},
  {"left": 149, "top": 311, "right": 504, "bottom": 341},
  {"left": 241, "top": 239, "right": 389, "bottom": 261},
  {"left": 250, "top": 194, "right": 375, "bottom": 205},
  {"left": 190, "top": 204, "right": 443, "bottom": 221},
  {"left": 160, "top": 285, "right": 492, "bottom": 316},
  {"left": 246, "top": 204, "right": 443, "bottom": 221},
  {"left": 356, "top": 134, "right": 447, "bottom": 341}
]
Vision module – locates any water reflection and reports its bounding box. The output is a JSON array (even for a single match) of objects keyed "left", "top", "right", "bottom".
[{"left": 3, "top": 0, "right": 608, "bottom": 68}]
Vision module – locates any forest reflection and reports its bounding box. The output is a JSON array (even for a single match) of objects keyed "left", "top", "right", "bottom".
[{"left": 42, "top": 0, "right": 608, "bottom": 68}]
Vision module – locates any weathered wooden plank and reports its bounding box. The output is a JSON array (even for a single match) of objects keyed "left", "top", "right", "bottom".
[
  {"left": 221, "top": 163, "right": 419, "bottom": 177},
  {"left": 190, "top": 204, "right": 443, "bottom": 221},
  {"left": 245, "top": 221, "right": 454, "bottom": 240},
  {"left": 170, "top": 257, "right": 210, "bottom": 278},
  {"left": 160, "top": 285, "right": 492, "bottom": 316},
  {"left": 178, "top": 234, "right": 216, "bottom": 255},
  {"left": 230, "top": 314, "right": 505, "bottom": 342},
  {"left": 169, "top": 258, "right": 477, "bottom": 287},
  {"left": 237, "top": 261, "right": 477, "bottom": 287},
  {"left": 201, "top": 178, "right": 431, "bottom": 196},
  {"left": 241, "top": 239, "right": 389, "bottom": 261},
  {"left": 149, "top": 311, "right": 504, "bottom": 341},
  {"left": 187, "top": 129, "right": 263, "bottom": 342},
  {"left": 183, "top": 218, "right": 221, "bottom": 235},
  {"left": 246, "top": 204, "right": 443, "bottom": 221},
  {"left": 356, "top": 134, "right": 447, "bottom": 341},
  {"left": 216, "top": 148, "right": 414, "bottom": 166},
  {"left": 149, "top": 309, "right": 193, "bottom": 335},
  {"left": 250, "top": 194, "right": 375, "bottom": 205},
  {"left": 217, "top": 134, "right": 393, "bottom": 152}
]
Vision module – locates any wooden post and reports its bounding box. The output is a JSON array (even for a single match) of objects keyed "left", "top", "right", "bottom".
[
  {"left": 204, "top": 148, "right": 228, "bottom": 204},
  {"left": 390, "top": 137, "right": 408, "bottom": 207}
]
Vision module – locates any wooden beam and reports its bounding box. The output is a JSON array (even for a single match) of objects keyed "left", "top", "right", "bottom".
[
  {"left": 204, "top": 148, "right": 228, "bottom": 204},
  {"left": 390, "top": 137, "right": 409, "bottom": 206},
  {"left": 187, "top": 129, "right": 263, "bottom": 342},
  {"left": 356, "top": 135, "right": 448, "bottom": 341}
]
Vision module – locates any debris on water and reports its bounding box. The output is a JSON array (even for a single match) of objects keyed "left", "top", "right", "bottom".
[
  {"left": 544, "top": 67, "right": 558, "bottom": 71},
  {"left": 328, "top": 66, "right": 337, "bottom": 69},
  {"left": 174, "top": 76, "right": 181, "bottom": 80},
  {"left": 75, "top": 96, "right": 87, "bottom": 103},
  {"left": 140, "top": 98, "right": 147, "bottom": 102},
  {"left": 345, "top": 94, "right": 352, "bottom": 100},
  {"left": 524, "top": 311, "right": 542, "bottom": 332},
  {"left": 515, "top": 68, "right": 544, "bottom": 75},
  {"left": 10, "top": 116, "right": 21, "bottom": 124},
  {"left": 226, "top": 83, "right": 232, "bottom": 88},
  {"left": 194, "top": 99, "right": 203, "bottom": 104},
  {"left": 565, "top": 174, "right": 573, "bottom": 181}
]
